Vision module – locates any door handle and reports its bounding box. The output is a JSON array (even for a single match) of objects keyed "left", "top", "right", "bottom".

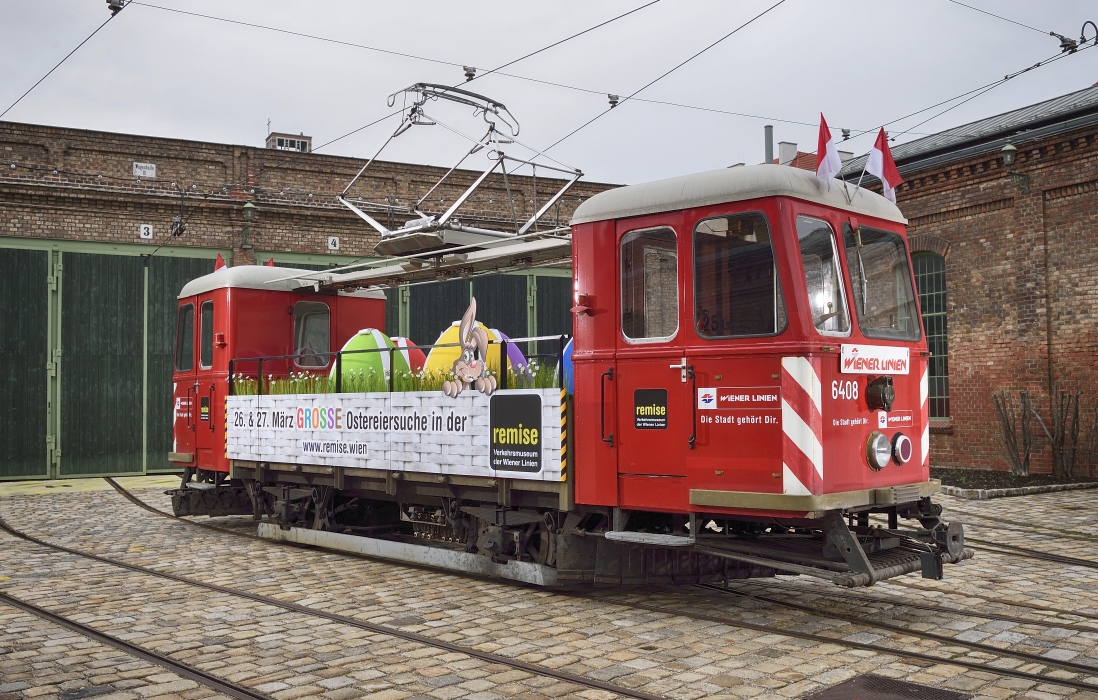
[
  {"left": 688, "top": 364, "right": 696, "bottom": 450},
  {"left": 670, "top": 357, "right": 687, "bottom": 383},
  {"left": 600, "top": 367, "right": 614, "bottom": 447},
  {"left": 208, "top": 384, "right": 216, "bottom": 432},
  {"left": 185, "top": 385, "right": 196, "bottom": 431}
]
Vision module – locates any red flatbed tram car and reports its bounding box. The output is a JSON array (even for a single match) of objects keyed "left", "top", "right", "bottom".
[{"left": 169, "top": 164, "right": 970, "bottom": 588}]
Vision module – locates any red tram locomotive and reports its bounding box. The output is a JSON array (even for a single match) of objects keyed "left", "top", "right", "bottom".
[{"left": 168, "top": 164, "right": 969, "bottom": 588}]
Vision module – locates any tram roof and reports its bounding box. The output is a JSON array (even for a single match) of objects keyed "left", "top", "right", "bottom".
[
  {"left": 570, "top": 164, "right": 906, "bottom": 226},
  {"left": 179, "top": 265, "right": 386, "bottom": 299}
]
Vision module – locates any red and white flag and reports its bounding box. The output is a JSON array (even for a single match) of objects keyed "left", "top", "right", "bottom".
[
  {"left": 866, "top": 128, "right": 903, "bottom": 203},
  {"left": 815, "top": 113, "right": 842, "bottom": 182},
  {"left": 214, "top": 253, "right": 226, "bottom": 270}
]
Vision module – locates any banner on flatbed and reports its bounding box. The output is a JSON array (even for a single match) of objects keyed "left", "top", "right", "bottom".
[{"left": 225, "top": 389, "right": 562, "bottom": 482}]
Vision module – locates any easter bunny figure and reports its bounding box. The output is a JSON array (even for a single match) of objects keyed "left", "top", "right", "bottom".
[{"left": 442, "top": 297, "right": 497, "bottom": 398}]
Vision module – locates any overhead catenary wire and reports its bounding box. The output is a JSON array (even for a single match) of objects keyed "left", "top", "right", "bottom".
[
  {"left": 947, "top": 0, "right": 1049, "bottom": 36},
  {"left": 311, "top": 110, "right": 404, "bottom": 153},
  {"left": 891, "top": 43, "right": 1096, "bottom": 141},
  {"left": 123, "top": 0, "right": 889, "bottom": 140},
  {"left": 128, "top": 0, "right": 673, "bottom": 152},
  {"left": 129, "top": 2, "right": 463, "bottom": 69},
  {"left": 867, "top": 42, "right": 1096, "bottom": 144},
  {"left": 544, "top": 0, "right": 790, "bottom": 150},
  {"left": 1, "top": 10, "right": 122, "bottom": 119},
  {"left": 735, "top": 40, "right": 1096, "bottom": 178},
  {"left": 465, "top": 0, "right": 662, "bottom": 85}
]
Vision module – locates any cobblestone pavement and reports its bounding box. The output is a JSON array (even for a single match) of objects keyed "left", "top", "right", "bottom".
[
  {"left": 1, "top": 481, "right": 1097, "bottom": 700},
  {"left": 0, "top": 605, "right": 233, "bottom": 700}
]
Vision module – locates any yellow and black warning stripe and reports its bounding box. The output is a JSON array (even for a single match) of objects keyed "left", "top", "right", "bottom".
[{"left": 560, "top": 388, "right": 568, "bottom": 482}]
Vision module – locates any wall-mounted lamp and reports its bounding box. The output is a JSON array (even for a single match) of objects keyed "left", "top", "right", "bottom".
[
  {"left": 241, "top": 201, "right": 256, "bottom": 249},
  {"left": 1001, "top": 140, "right": 1030, "bottom": 194}
]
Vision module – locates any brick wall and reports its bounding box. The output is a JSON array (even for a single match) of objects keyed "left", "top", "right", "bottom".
[
  {"left": 893, "top": 126, "right": 1098, "bottom": 472},
  {"left": 0, "top": 121, "right": 617, "bottom": 265}
]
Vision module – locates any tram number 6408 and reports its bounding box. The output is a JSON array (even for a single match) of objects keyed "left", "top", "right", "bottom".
[{"left": 831, "top": 380, "right": 859, "bottom": 401}]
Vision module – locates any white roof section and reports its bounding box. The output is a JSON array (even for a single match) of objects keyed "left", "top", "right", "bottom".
[
  {"left": 570, "top": 164, "right": 906, "bottom": 226},
  {"left": 321, "top": 235, "right": 573, "bottom": 288},
  {"left": 178, "top": 265, "right": 387, "bottom": 299}
]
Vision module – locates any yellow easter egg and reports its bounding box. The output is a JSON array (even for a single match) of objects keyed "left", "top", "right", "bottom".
[{"left": 423, "top": 322, "right": 505, "bottom": 379}]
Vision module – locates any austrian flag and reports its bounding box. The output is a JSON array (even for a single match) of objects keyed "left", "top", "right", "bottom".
[
  {"left": 815, "top": 113, "right": 842, "bottom": 182},
  {"left": 866, "top": 128, "right": 904, "bottom": 203}
]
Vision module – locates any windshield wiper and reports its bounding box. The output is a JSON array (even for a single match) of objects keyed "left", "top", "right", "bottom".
[{"left": 857, "top": 249, "right": 867, "bottom": 316}]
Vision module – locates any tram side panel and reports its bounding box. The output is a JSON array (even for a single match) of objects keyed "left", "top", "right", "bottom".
[{"left": 572, "top": 219, "right": 621, "bottom": 507}]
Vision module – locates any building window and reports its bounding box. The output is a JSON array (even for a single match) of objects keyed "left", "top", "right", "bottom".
[
  {"left": 913, "top": 252, "right": 949, "bottom": 418},
  {"left": 621, "top": 227, "right": 678, "bottom": 342},
  {"left": 694, "top": 213, "right": 786, "bottom": 338}
]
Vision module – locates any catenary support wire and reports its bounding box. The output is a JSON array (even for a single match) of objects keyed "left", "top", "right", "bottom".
[{"left": 1, "top": 9, "right": 123, "bottom": 119}]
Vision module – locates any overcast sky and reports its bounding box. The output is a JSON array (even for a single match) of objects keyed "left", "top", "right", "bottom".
[{"left": 2, "top": 1, "right": 1096, "bottom": 185}]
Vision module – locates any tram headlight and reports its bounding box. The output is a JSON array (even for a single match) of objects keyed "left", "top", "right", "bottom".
[
  {"left": 892, "top": 432, "right": 913, "bottom": 465},
  {"left": 866, "top": 431, "right": 891, "bottom": 470}
]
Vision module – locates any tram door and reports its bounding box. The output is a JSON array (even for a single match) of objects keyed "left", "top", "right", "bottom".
[
  {"left": 686, "top": 212, "right": 789, "bottom": 495},
  {"left": 172, "top": 301, "right": 197, "bottom": 465},
  {"left": 192, "top": 294, "right": 219, "bottom": 470},
  {"left": 614, "top": 222, "right": 692, "bottom": 510}
]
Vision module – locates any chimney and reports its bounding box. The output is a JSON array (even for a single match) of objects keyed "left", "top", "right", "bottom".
[
  {"left": 764, "top": 125, "right": 774, "bottom": 164},
  {"left": 778, "top": 141, "right": 798, "bottom": 166},
  {"left": 838, "top": 150, "right": 854, "bottom": 162}
]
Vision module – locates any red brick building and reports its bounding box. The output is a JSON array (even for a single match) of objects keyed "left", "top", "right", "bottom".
[
  {"left": 840, "top": 85, "right": 1098, "bottom": 473},
  {"left": 0, "top": 121, "right": 615, "bottom": 480}
]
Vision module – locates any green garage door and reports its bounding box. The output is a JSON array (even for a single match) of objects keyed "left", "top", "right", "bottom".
[
  {"left": 60, "top": 253, "right": 145, "bottom": 476},
  {"left": 59, "top": 253, "right": 215, "bottom": 476},
  {"left": 0, "top": 248, "right": 49, "bottom": 479}
]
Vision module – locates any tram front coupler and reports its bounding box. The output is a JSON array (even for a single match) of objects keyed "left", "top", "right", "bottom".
[{"left": 900, "top": 496, "right": 967, "bottom": 559}]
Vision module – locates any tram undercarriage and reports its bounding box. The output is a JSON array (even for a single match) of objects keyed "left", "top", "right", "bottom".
[{"left": 167, "top": 462, "right": 971, "bottom": 588}]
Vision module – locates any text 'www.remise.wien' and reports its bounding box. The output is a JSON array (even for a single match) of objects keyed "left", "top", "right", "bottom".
[{"left": 301, "top": 441, "right": 369, "bottom": 456}]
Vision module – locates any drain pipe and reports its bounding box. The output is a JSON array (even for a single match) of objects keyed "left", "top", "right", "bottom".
[{"left": 764, "top": 125, "right": 774, "bottom": 164}]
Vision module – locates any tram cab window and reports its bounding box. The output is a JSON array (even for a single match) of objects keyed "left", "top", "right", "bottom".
[
  {"left": 796, "top": 216, "right": 850, "bottom": 336},
  {"left": 293, "top": 301, "right": 330, "bottom": 367},
  {"left": 199, "top": 301, "right": 214, "bottom": 368},
  {"left": 694, "top": 213, "right": 787, "bottom": 338},
  {"left": 174, "top": 304, "right": 194, "bottom": 372},
  {"left": 842, "top": 224, "right": 921, "bottom": 341},
  {"left": 621, "top": 227, "right": 678, "bottom": 342}
]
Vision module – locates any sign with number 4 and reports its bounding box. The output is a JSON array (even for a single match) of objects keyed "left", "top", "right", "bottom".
[{"left": 327, "top": 236, "right": 340, "bottom": 251}]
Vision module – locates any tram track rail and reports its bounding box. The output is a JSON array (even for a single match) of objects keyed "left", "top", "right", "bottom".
[
  {"left": 735, "top": 579, "right": 1098, "bottom": 630},
  {"left": 0, "top": 511, "right": 668, "bottom": 700},
  {"left": 883, "top": 577, "right": 1098, "bottom": 622},
  {"left": 64, "top": 480, "right": 1098, "bottom": 693},
  {"left": 696, "top": 583, "right": 1098, "bottom": 676},
  {"left": 968, "top": 539, "right": 1098, "bottom": 569},
  {"left": 866, "top": 507, "right": 1098, "bottom": 569},
  {"left": 0, "top": 590, "right": 272, "bottom": 700},
  {"left": 945, "top": 508, "right": 1098, "bottom": 543}
]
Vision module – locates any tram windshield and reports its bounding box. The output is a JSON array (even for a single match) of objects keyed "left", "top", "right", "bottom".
[
  {"left": 842, "top": 224, "right": 920, "bottom": 341},
  {"left": 294, "top": 301, "right": 330, "bottom": 367},
  {"left": 796, "top": 216, "right": 849, "bottom": 336},
  {"left": 693, "top": 213, "right": 787, "bottom": 338}
]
